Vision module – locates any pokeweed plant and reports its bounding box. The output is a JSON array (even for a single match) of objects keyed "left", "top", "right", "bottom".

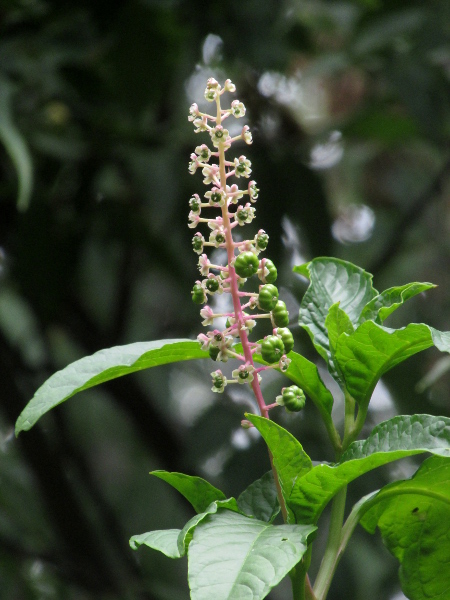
[{"left": 15, "top": 79, "right": 450, "bottom": 600}]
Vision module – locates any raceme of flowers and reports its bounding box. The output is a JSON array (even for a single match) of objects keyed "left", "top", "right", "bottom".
[{"left": 188, "top": 78, "right": 304, "bottom": 417}]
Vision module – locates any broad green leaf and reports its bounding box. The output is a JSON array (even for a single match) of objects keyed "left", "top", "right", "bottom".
[
  {"left": 361, "top": 457, "right": 450, "bottom": 600},
  {"left": 188, "top": 509, "right": 316, "bottom": 600},
  {"left": 129, "top": 529, "right": 182, "bottom": 558},
  {"left": 294, "top": 258, "right": 377, "bottom": 365},
  {"left": 237, "top": 471, "right": 280, "bottom": 523},
  {"left": 130, "top": 498, "right": 241, "bottom": 559},
  {"left": 15, "top": 339, "right": 207, "bottom": 435},
  {"left": 289, "top": 415, "right": 450, "bottom": 524},
  {"left": 246, "top": 415, "right": 312, "bottom": 523},
  {"left": 325, "top": 302, "right": 354, "bottom": 384},
  {"left": 335, "top": 322, "right": 450, "bottom": 407},
  {"left": 176, "top": 498, "right": 241, "bottom": 556},
  {"left": 0, "top": 81, "right": 33, "bottom": 211},
  {"left": 151, "top": 471, "right": 226, "bottom": 514},
  {"left": 359, "top": 282, "right": 436, "bottom": 324}
]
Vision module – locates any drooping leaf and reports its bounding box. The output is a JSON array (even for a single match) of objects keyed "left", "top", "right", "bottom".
[
  {"left": 335, "top": 322, "right": 450, "bottom": 407},
  {"left": 246, "top": 415, "right": 312, "bottom": 523},
  {"left": 360, "top": 457, "right": 450, "bottom": 600},
  {"left": 151, "top": 471, "right": 226, "bottom": 514},
  {"left": 289, "top": 415, "right": 450, "bottom": 524},
  {"left": 15, "top": 339, "right": 207, "bottom": 435},
  {"left": 294, "top": 258, "right": 377, "bottom": 365},
  {"left": 359, "top": 282, "right": 436, "bottom": 324},
  {"left": 188, "top": 509, "right": 316, "bottom": 600},
  {"left": 237, "top": 471, "right": 280, "bottom": 523},
  {"left": 129, "top": 529, "right": 182, "bottom": 558},
  {"left": 130, "top": 498, "right": 242, "bottom": 559}
]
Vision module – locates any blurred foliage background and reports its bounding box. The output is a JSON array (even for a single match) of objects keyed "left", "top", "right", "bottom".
[{"left": 0, "top": 0, "right": 449, "bottom": 598}]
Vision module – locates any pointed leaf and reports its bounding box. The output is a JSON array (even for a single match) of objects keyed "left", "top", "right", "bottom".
[
  {"left": 188, "top": 509, "right": 316, "bottom": 600},
  {"left": 129, "top": 529, "right": 182, "bottom": 558},
  {"left": 294, "top": 258, "right": 377, "bottom": 366},
  {"left": 237, "top": 471, "right": 280, "bottom": 523},
  {"left": 15, "top": 339, "right": 207, "bottom": 435},
  {"left": 151, "top": 471, "right": 226, "bottom": 514},
  {"left": 335, "top": 322, "right": 450, "bottom": 406},
  {"left": 246, "top": 414, "right": 312, "bottom": 523},
  {"left": 289, "top": 414, "right": 450, "bottom": 524},
  {"left": 361, "top": 457, "right": 450, "bottom": 600},
  {"left": 359, "top": 282, "right": 436, "bottom": 324}
]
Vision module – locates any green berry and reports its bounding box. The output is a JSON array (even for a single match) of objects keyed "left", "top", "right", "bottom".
[
  {"left": 280, "top": 386, "right": 305, "bottom": 413},
  {"left": 234, "top": 251, "right": 259, "bottom": 278},
  {"left": 192, "top": 283, "right": 206, "bottom": 304},
  {"left": 189, "top": 196, "right": 201, "bottom": 213},
  {"left": 259, "top": 259, "right": 277, "bottom": 284},
  {"left": 272, "top": 300, "right": 289, "bottom": 327},
  {"left": 261, "top": 335, "right": 285, "bottom": 364},
  {"left": 209, "top": 346, "right": 220, "bottom": 361},
  {"left": 205, "top": 278, "right": 220, "bottom": 293},
  {"left": 192, "top": 234, "right": 204, "bottom": 253},
  {"left": 255, "top": 231, "right": 269, "bottom": 251},
  {"left": 258, "top": 284, "right": 279, "bottom": 311},
  {"left": 276, "top": 327, "right": 294, "bottom": 354}
]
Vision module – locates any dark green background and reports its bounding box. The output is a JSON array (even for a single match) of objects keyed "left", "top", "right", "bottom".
[{"left": 1, "top": 0, "right": 449, "bottom": 598}]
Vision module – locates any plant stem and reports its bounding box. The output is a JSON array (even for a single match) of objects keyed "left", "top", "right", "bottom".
[{"left": 313, "top": 487, "right": 347, "bottom": 600}]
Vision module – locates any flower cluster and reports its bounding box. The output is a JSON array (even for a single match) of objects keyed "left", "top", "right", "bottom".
[{"left": 188, "top": 78, "right": 302, "bottom": 416}]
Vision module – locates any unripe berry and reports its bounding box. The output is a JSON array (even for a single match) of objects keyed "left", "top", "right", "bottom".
[
  {"left": 192, "top": 283, "right": 206, "bottom": 304},
  {"left": 234, "top": 251, "right": 259, "bottom": 278},
  {"left": 275, "top": 327, "right": 294, "bottom": 354},
  {"left": 258, "top": 284, "right": 279, "bottom": 311},
  {"left": 261, "top": 335, "right": 285, "bottom": 364},
  {"left": 277, "top": 386, "right": 306, "bottom": 413},
  {"left": 259, "top": 259, "right": 277, "bottom": 284},
  {"left": 272, "top": 300, "right": 289, "bottom": 327}
]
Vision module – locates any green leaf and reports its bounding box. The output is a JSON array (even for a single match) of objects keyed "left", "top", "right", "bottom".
[
  {"left": 0, "top": 80, "right": 33, "bottom": 212},
  {"left": 359, "top": 282, "right": 436, "bottom": 324},
  {"left": 360, "top": 457, "right": 450, "bottom": 600},
  {"left": 151, "top": 471, "right": 226, "bottom": 514},
  {"left": 129, "top": 529, "right": 182, "bottom": 558},
  {"left": 15, "top": 339, "right": 207, "bottom": 435},
  {"left": 237, "top": 471, "right": 280, "bottom": 523},
  {"left": 294, "top": 258, "right": 377, "bottom": 365},
  {"left": 325, "top": 302, "right": 354, "bottom": 384},
  {"left": 335, "top": 322, "right": 450, "bottom": 407},
  {"left": 246, "top": 415, "right": 312, "bottom": 523},
  {"left": 188, "top": 509, "right": 316, "bottom": 600},
  {"left": 289, "top": 414, "right": 450, "bottom": 524}
]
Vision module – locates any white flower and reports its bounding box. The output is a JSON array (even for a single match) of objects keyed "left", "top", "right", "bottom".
[
  {"left": 242, "top": 125, "right": 253, "bottom": 144},
  {"left": 209, "top": 227, "right": 226, "bottom": 247},
  {"left": 192, "top": 232, "right": 204, "bottom": 254},
  {"left": 248, "top": 180, "right": 259, "bottom": 202},
  {"left": 202, "top": 163, "right": 219, "bottom": 185},
  {"left": 198, "top": 254, "right": 210, "bottom": 276},
  {"left": 188, "top": 153, "right": 199, "bottom": 175},
  {"left": 188, "top": 211, "right": 200, "bottom": 228},
  {"left": 195, "top": 144, "right": 211, "bottom": 162},
  {"left": 231, "top": 100, "right": 246, "bottom": 118},
  {"left": 224, "top": 79, "right": 236, "bottom": 92},
  {"left": 232, "top": 364, "right": 255, "bottom": 384},
  {"left": 211, "top": 369, "right": 227, "bottom": 393},
  {"left": 197, "top": 333, "right": 210, "bottom": 350},
  {"left": 210, "top": 125, "right": 229, "bottom": 148},
  {"left": 194, "top": 116, "right": 209, "bottom": 132},
  {"left": 279, "top": 355, "right": 291, "bottom": 373},
  {"left": 205, "top": 187, "right": 226, "bottom": 207},
  {"left": 200, "top": 305, "right": 215, "bottom": 326},
  {"left": 188, "top": 103, "right": 200, "bottom": 122},
  {"left": 204, "top": 78, "right": 221, "bottom": 102},
  {"left": 226, "top": 183, "right": 244, "bottom": 204},
  {"left": 235, "top": 203, "right": 256, "bottom": 226},
  {"left": 234, "top": 155, "right": 252, "bottom": 178},
  {"left": 207, "top": 216, "right": 224, "bottom": 230}
]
